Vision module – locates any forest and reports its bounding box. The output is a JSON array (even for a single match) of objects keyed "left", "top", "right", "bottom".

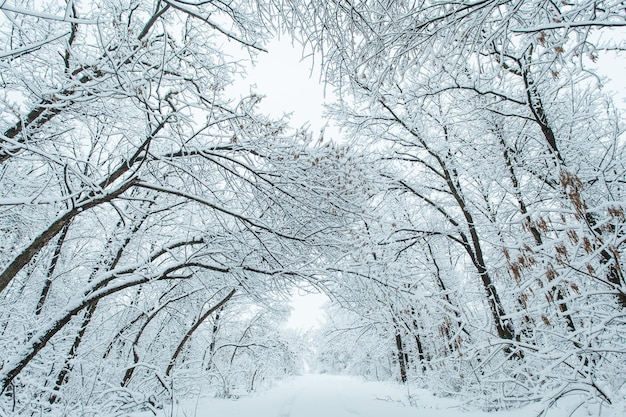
[{"left": 1, "top": 0, "right": 625, "bottom": 416}]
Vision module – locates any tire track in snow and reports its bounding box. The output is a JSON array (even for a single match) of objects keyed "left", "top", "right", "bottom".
[{"left": 278, "top": 393, "right": 297, "bottom": 417}]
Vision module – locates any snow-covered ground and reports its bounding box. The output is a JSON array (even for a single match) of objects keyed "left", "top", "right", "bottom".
[{"left": 130, "top": 373, "right": 621, "bottom": 417}]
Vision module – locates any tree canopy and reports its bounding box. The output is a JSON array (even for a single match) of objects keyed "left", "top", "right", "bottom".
[{"left": 1, "top": 0, "right": 625, "bottom": 415}]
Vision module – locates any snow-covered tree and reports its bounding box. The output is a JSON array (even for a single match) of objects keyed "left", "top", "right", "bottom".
[
  {"left": 282, "top": 0, "right": 626, "bottom": 410},
  {"left": 0, "top": 1, "right": 367, "bottom": 414}
]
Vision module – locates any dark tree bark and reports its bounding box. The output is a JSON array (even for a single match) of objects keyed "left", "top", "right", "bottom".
[
  {"left": 392, "top": 317, "right": 408, "bottom": 383},
  {"left": 35, "top": 222, "right": 71, "bottom": 316},
  {"left": 381, "top": 98, "right": 517, "bottom": 345},
  {"left": 121, "top": 291, "right": 194, "bottom": 387},
  {"left": 0, "top": 239, "right": 205, "bottom": 393},
  {"left": 165, "top": 288, "right": 237, "bottom": 377},
  {"left": 49, "top": 211, "right": 150, "bottom": 402}
]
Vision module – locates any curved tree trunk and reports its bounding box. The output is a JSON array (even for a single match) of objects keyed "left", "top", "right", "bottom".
[
  {"left": 36, "top": 222, "right": 71, "bottom": 316},
  {"left": 380, "top": 99, "right": 517, "bottom": 345},
  {"left": 165, "top": 288, "right": 237, "bottom": 377},
  {"left": 121, "top": 291, "right": 195, "bottom": 387},
  {"left": 49, "top": 210, "right": 151, "bottom": 402}
]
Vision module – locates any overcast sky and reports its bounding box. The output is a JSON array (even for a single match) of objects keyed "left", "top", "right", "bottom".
[{"left": 229, "top": 37, "right": 336, "bottom": 139}]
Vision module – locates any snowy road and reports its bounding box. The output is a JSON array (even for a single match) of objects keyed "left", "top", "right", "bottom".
[
  {"left": 137, "top": 373, "right": 606, "bottom": 417},
  {"left": 247, "top": 373, "right": 417, "bottom": 417},
  {"left": 158, "top": 374, "right": 422, "bottom": 417}
]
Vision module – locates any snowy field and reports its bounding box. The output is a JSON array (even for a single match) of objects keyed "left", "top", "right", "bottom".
[{"left": 131, "top": 374, "right": 622, "bottom": 417}]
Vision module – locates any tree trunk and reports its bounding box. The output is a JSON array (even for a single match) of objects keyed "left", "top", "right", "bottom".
[
  {"left": 165, "top": 289, "right": 237, "bottom": 377},
  {"left": 36, "top": 222, "right": 71, "bottom": 316},
  {"left": 0, "top": 179, "right": 137, "bottom": 294},
  {"left": 391, "top": 317, "right": 408, "bottom": 383},
  {"left": 394, "top": 332, "right": 408, "bottom": 383},
  {"left": 121, "top": 292, "right": 193, "bottom": 387},
  {"left": 383, "top": 101, "right": 516, "bottom": 344}
]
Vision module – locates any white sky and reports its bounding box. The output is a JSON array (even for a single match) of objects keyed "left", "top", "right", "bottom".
[
  {"left": 285, "top": 287, "right": 328, "bottom": 331},
  {"left": 229, "top": 38, "right": 337, "bottom": 139},
  {"left": 599, "top": 52, "right": 626, "bottom": 113}
]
